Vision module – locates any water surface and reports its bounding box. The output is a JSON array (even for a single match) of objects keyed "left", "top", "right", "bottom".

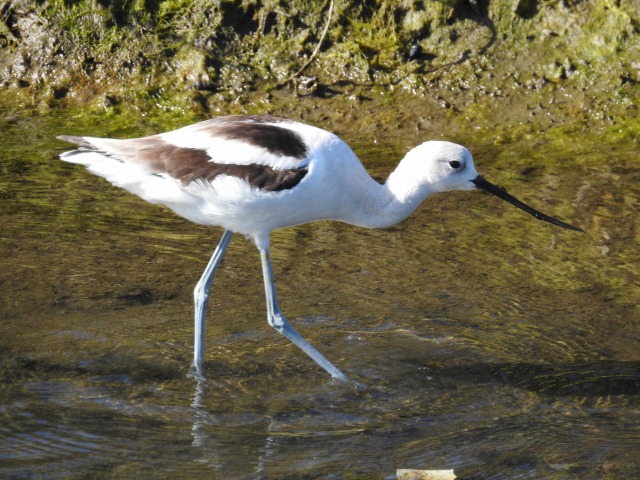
[{"left": 1, "top": 107, "right": 639, "bottom": 479}]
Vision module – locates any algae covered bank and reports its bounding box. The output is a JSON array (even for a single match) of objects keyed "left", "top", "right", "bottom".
[{"left": 0, "top": 0, "right": 639, "bottom": 134}]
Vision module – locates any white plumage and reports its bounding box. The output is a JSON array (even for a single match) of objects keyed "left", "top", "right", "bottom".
[{"left": 58, "top": 114, "right": 582, "bottom": 385}]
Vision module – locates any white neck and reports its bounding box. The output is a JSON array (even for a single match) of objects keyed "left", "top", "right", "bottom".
[
  {"left": 339, "top": 159, "right": 434, "bottom": 229},
  {"left": 333, "top": 140, "right": 476, "bottom": 229}
]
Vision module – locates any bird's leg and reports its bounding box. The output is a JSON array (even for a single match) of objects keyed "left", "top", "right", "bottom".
[
  {"left": 190, "top": 229, "right": 234, "bottom": 378},
  {"left": 259, "top": 248, "right": 358, "bottom": 386}
]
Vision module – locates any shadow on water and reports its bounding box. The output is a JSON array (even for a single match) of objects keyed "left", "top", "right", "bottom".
[
  {"left": 421, "top": 360, "right": 640, "bottom": 398},
  {"left": 1, "top": 107, "right": 639, "bottom": 478}
]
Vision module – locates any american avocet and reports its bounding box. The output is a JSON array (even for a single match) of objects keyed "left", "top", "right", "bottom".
[{"left": 58, "top": 115, "right": 583, "bottom": 385}]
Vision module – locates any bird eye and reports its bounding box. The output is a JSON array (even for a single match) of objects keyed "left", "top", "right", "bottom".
[{"left": 449, "top": 160, "right": 462, "bottom": 169}]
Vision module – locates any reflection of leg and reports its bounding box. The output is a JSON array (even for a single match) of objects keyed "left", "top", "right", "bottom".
[
  {"left": 190, "top": 374, "right": 207, "bottom": 447},
  {"left": 259, "top": 248, "right": 357, "bottom": 385},
  {"left": 191, "top": 230, "right": 234, "bottom": 377}
]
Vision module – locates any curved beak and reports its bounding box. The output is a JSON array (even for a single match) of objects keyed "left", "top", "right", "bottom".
[{"left": 471, "top": 175, "right": 584, "bottom": 232}]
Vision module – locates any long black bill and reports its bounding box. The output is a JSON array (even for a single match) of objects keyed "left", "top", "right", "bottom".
[{"left": 471, "top": 175, "right": 584, "bottom": 232}]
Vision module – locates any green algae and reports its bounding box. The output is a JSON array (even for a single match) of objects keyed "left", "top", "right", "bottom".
[
  {"left": 1, "top": 94, "right": 638, "bottom": 318},
  {"left": 1, "top": 0, "right": 639, "bottom": 133}
]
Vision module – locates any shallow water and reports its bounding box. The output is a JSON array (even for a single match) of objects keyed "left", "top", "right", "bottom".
[{"left": 1, "top": 107, "right": 639, "bottom": 479}]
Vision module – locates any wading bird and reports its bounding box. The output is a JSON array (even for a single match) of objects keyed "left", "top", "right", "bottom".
[{"left": 58, "top": 115, "right": 582, "bottom": 385}]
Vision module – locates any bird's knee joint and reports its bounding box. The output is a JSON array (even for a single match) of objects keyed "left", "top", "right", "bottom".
[
  {"left": 267, "top": 313, "right": 286, "bottom": 331},
  {"left": 194, "top": 288, "right": 209, "bottom": 303}
]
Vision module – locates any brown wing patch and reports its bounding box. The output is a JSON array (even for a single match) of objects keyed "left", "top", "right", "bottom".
[
  {"left": 199, "top": 163, "right": 308, "bottom": 192},
  {"left": 140, "top": 142, "right": 308, "bottom": 191},
  {"left": 194, "top": 117, "right": 309, "bottom": 159},
  {"left": 63, "top": 136, "right": 308, "bottom": 192}
]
